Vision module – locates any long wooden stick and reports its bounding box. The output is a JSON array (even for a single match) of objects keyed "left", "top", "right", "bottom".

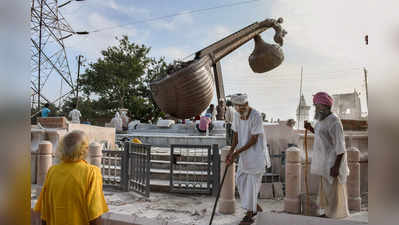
[
  {"left": 209, "top": 163, "right": 231, "bottom": 225},
  {"left": 304, "top": 129, "right": 310, "bottom": 215}
]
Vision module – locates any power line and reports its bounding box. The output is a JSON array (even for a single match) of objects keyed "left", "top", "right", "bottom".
[{"left": 90, "top": 0, "right": 263, "bottom": 33}]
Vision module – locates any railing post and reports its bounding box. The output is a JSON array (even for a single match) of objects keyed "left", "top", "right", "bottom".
[
  {"left": 120, "top": 142, "right": 130, "bottom": 191},
  {"left": 31, "top": 151, "right": 38, "bottom": 184},
  {"left": 212, "top": 144, "right": 221, "bottom": 196},
  {"left": 37, "top": 141, "right": 53, "bottom": 185},
  {"left": 347, "top": 147, "right": 361, "bottom": 211},
  {"left": 284, "top": 147, "right": 301, "bottom": 214},
  {"left": 218, "top": 146, "right": 235, "bottom": 214},
  {"left": 89, "top": 142, "right": 102, "bottom": 168},
  {"left": 145, "top": 145, "right": 151, "bottom": 197}
]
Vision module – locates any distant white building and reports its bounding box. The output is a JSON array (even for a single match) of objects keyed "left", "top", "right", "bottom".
[
  {"left": 332, "top": 90, "right": 363, "bottom": 120},
  {"left": 296, "top": 94, "right": 311, "bottom": 129}
]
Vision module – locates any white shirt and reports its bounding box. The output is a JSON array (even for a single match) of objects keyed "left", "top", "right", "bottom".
[
  {"left": 311, "top": 113, "right": 350, "bottom": 184},
  {"left": 232, "top": 109, "right": 271, "bottom": 174},
  {"left": 211, "top": 108, "right": 217, "bottom": 121},
  {"left": 68, "top": 109, "right": 81, "bottom": 123},
  {"left": 225, "top": 106, "right": 235, "bottom": 124}
]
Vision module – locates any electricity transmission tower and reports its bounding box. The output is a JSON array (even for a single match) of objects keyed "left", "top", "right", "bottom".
[{"left": 30, "top": 0, "right": 87, "bottom": 114}]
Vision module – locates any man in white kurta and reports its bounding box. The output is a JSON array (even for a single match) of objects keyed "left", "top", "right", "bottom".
[
  {"left": 68, "top": 104, "right": 82, "bottom": 124},
  {"left": 227, "top": 93, "right": 271, "bottom": 225},
  {"left": 305, "top": 91, "right": 350, "bottom": 218}
]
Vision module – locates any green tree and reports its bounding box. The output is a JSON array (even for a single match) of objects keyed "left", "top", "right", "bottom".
[{"left": 78, "top": 35, "right": 167, "bottom": 123}]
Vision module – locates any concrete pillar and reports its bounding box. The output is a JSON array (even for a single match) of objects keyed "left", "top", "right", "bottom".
[
  {"left": 46, "top": 130, "right": 61, "bottom": 156},
  {"left": 37, "top": 141, "right": 53, "bottom": 185},
  {"left": 284, "top": 147, "right": 301, "bottom": 214},
  {"left": 347, "top": 147, "right": 361, "bottom": 211},
  {"left": 218, "top": 146, "right": 235, "bottom": 214},
  {"left": 31, "top": 130, "right": 45, "bottom": 152},
  {"left": 89, "top": 142, "right": 103, "bottom": 168}
]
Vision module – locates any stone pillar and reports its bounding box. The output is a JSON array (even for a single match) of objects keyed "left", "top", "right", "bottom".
[
  {"left": 31, "top": 129, "right": 45, "bottom": 152},
  {"left": 218, "top": 146, "right": 235, "bottom": 214},
  {"left": 46, "top": 130, "right": 61, "bottom": 155},
  {"left": 284, "top": 147, "right": 301, "bottom": 214},
  {"left": 37, "top": 141, "right": 53, "bottom": 185},
  {"left": 89, "top": 142, "right": 103, "bottom": 168},
  {"left": 347, "top": 147, "right": 361, "bottom": 211}
]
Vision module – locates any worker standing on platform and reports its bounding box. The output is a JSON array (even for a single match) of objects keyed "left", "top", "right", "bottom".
[
  {"left": 68, "top": 104, "right": 82, "bottom": 124},
  {"left": 304, "top": 91, "right": 350, "bottom": 219},
  {"left": 216, "top": 98, "right": 226, "bottom": 120},
  {"left": 226, "top": 93, "right": 271, "bottom": 225},
  {"left": 41, "top": 103, "right": 51, "bottom": 118}
]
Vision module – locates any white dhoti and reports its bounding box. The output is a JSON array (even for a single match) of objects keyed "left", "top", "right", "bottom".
[
  {"left": 318, "top": 176, "right": 350, "bottom": 218},
  {"left": 236, "top": 169, "right": 263, "bottom": 213}
]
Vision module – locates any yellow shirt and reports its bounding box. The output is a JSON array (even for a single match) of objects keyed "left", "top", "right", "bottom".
[{"left": 34, "top": 160, "right": 109, "bottom": 225}]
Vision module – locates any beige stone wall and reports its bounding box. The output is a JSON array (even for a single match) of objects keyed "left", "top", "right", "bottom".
[
  {"left": 68, "top": 123, "right": 116, "bottom": 149},
  {"left": 263, "top": 124, "right": 300, "bottom": 181},
  {"left": 31, "top": 124, "right": 116, "bottom": 184}
]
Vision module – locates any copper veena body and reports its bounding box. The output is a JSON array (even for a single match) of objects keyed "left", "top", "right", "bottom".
[
  {"left": 150, "top": 18, "right": 287, "bottom": 119},
  {"left": 150, "top": 56, "right": 214, "bottom": 119}
]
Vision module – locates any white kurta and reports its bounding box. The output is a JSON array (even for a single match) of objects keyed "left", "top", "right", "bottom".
[
  {"left": 68, "top": 109, "right": 81, "bottom": 124},
  {"left": 311, "top": 113, "right": 350, "bottom": 218},
  {"left": 232, "top": 109, "right": 271, "bottom": 212},
  {"left": 311, "top": 113, "right": 349, "bottom": 184}
]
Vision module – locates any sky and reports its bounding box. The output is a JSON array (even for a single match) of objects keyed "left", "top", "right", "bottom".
[{"left": 37, "top": 0, "right": 376, "bottom": 121}]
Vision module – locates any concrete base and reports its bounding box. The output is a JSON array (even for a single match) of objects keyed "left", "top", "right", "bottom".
[
  {"left": 284, "top": 198, "right": 301, "bottom": 214},
  {"left": 348, "top": 197, "right": 362, "bottom": 212},
  {"left": 255, "top": 212, "right": 368, "bottom": 225},
  {"left": 218, "top": 199, "right": 235, "bottom": 214}
]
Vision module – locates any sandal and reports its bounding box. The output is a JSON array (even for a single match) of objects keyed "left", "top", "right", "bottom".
[
  {"left": 239, "top": 215, "right": 254, "bottom": 225},
  {"left": 251, "top": 204, "right": 264, "bottom": 218}
]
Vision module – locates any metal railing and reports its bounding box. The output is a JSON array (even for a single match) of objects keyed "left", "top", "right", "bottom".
[
  {"left": 101, "top": 150, "right": 123, "bottom": 188},
  {"left": 170, "top": 144, "right": 220, "bottom": 195},
  {"left": 127, "top": 142, "right": 151, "bottom": 197}
]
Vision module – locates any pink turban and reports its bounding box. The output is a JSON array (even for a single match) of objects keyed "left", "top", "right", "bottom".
[{"left": 313, "top": 92, "right": 333, "bottom": 106}]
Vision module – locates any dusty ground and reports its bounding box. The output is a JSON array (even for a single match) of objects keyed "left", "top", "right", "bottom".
[
  {"left": 102, "top": 189, "right": 284, "bottom": 225},
  {"left": 31, "top": 185, "right": 368, "bottom": 225},
  {"left": 31, "top": 185, "right": 283, "bottom": 225}
]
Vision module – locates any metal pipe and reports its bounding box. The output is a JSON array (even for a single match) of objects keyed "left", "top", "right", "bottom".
[{"left": 37, "top": 0, "right": 44, "bottom": 109}]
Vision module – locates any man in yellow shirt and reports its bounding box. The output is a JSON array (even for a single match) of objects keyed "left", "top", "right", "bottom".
[{"left": 34, "top": 130, "right": 109, "bottom": 225}]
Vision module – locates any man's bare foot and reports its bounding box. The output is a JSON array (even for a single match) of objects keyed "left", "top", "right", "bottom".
[{"left": 257, "top": 204, "right": 263, "bottom": 212}]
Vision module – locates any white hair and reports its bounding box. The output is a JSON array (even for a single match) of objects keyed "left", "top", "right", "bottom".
[{"left": 56, "top": 130, "right": 89, "bottom": 162}]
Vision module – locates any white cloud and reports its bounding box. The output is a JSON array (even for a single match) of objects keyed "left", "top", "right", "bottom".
[
  {"left": 149, "top": 12, "right": 194, "bottom": 31},
  {"left": 63, "top": 11, "right": 144, "bottom": 61},
  {"left": 99, "top": 0, "right": 150, "bottom": 17},
  {"left": 201, "top": 25, "right": 232, "bottom": 47},
  {"left": 155, "top": 47, "right": 190, "bottom": 62}
]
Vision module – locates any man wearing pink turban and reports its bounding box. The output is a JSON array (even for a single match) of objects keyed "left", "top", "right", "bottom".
[{"left": 304, "top": 92, "right": 350, "bottom": 218}]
